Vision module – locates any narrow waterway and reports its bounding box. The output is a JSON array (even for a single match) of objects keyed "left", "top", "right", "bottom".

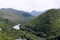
[{"left": 13, "top": 24, "right": 21, "bottom": 30}]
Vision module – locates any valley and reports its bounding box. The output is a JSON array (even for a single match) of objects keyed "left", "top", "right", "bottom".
[{"left": 1, "top": 8, "right": 60, "bottom": 40}]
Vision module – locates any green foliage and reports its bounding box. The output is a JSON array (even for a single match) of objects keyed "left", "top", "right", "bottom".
[
  {"left": 21, "top": 9, "right": 60, "bottom": 40},
  {"left": 1, "top": 8, "right": 60, "bottom": 40},
  {"left": 0, "top": 31, "right": 13, "bottom": 40},
  {"left": 0, "top": 17, "right": 44, "bottom": 40}
]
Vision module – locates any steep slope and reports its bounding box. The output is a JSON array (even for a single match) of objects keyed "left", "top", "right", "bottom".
[
  {"left": 21, "top": 9, "right": 60, "bottom": 40},
  {"left": 0, "top": 8, "right": 45, "bottom": 40},
  {"left": 0, "top": 19, "right": 14, "bottom": 40},
  {"left": 0, "top": 8, "right": 34, "bottom": 23},
  {"left": 0, "top": 18, "right": 45, "bottom": 40}
]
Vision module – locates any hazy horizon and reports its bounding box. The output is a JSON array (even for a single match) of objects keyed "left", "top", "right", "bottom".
[{"left": 0, "top": 0, "right": 60, "bottom": 12}]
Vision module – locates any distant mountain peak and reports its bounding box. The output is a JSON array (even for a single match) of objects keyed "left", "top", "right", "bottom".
[{"left": 30, "top": 10, "right": 42, "bottom": 16}]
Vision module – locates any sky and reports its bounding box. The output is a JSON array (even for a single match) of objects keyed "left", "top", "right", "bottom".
[{"left": 0, "top": 0, "right": 60, "bottom": 12}]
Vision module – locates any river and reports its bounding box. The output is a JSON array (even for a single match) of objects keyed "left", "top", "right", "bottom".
[{"left": 13, "top": 24, "right": 21, "bottom": 30}]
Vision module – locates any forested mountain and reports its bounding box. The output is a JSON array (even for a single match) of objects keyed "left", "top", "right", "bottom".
[
  {"left": 0, "top": 8, "right": 34, "bottom": 24},
  {"left": 1, "top": 8, "right": 60, "bottom": 40},
  {"left": 0, "top": 19, "right": 16, "bottom": 40},
  {"left": 0, "top": 8, "right": 45, "bottom": 40},
  {"left": 0, "top": 8, "right": 36, "bottom": 40},
  {"left": 21, "top": 9, "right": 60, "bottom": 40},
  {"left": 0, "top": 17, "right": 45, "bottom": 40}
]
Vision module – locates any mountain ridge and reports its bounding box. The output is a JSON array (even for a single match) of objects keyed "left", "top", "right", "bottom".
[
  {"left": 21, "top": 9, "right": 60, "bottom": 40},
  {"left": 0, "top": 8, "right": 34, "bottom": 23}
]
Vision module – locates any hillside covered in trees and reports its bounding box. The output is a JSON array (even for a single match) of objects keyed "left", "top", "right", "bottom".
[
  {"left": 0, "top": 8, "right": 44, "bottom": 40},
  {"left": 21, "top": 9, "right": 60, "bottom": 40},
  {"left": 0, "top": 18, "right": 45, "bottom": 40},
  {"left": 1, "top": 9, "right": 60, "bottom": 40}
]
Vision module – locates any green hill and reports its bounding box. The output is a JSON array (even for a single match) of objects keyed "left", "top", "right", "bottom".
[
  {"left": 0, "top": 8, "right": 34, "bottom": 24},
  {"left": 1, "top": 8, "right": 60, "bottom": 40},
  {"left": 0, "top": 8, "right": 44, "bottom": 40},
  {"left": 0, "top": 8, "right": 38, "bottom": 40},
  {"left": 21, "top": 9, "right": 60, "bottom": 40},
  {"left": 0, "top": 18, "right": 45, "bottom": 40}
]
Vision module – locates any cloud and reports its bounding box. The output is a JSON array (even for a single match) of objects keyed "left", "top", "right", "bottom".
[
  {"left": 26, "top": 0, "right": 59, "bottom": 11},
  {"left": 0, "top": 0, "right": 60, "bottom": 11}
]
